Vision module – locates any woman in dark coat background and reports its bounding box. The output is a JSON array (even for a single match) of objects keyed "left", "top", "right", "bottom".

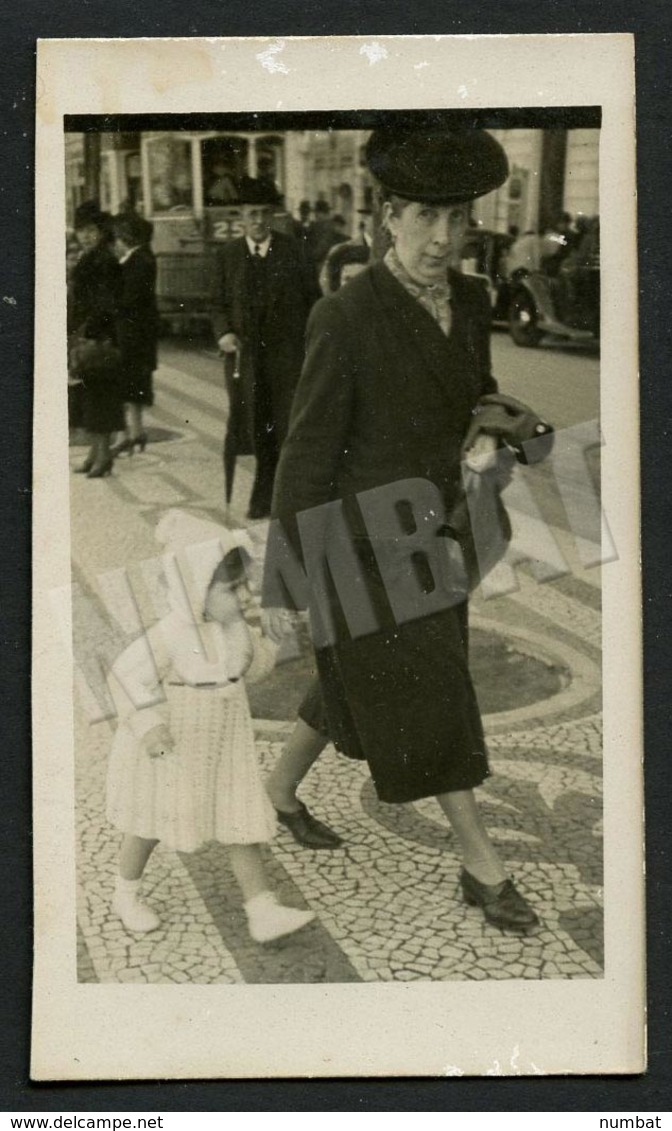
[
  {"left": 265, "top": 128, "right": 544, "bottom": 935},
  {"left": 68, "top": 202, "right": 123, "bottom": 478},
  {"left": 111, "top": 213, "right": 159, "bottom": 455}
]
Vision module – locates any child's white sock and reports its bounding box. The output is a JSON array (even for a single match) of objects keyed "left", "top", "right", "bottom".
[
  {"left": 244, "top": 890, "right": 315, "bottom": 944},
  {"left": 112, "top": 875, "right": 160, "bottom": 934}
]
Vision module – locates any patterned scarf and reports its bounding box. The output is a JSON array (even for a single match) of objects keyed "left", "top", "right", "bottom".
[{"left": 384, "top": 246, "right": 452, "bottom": 336}]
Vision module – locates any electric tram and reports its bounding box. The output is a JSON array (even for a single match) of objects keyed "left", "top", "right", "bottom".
[
  {"left": 67, "top": 130, "right": 292, "bottom": 331},
  {"left": 65, "top": 128, "right": 373, "bottom": 332}
]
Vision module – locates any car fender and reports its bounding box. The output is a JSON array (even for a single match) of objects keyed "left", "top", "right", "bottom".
[{"left": 512, "top": 273, "right": 556, "bottom": 324}]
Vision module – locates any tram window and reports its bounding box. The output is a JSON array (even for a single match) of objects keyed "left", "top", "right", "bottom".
[
  {"left": 124, "top": 152, "right": 144, "bottom": 214},
  {"left": 255, "top": 142, "right": 283, "bottom": 204},
  {"left": 147, "top": 136, "right": 193, "bottom": 213},
  {"left": 202, "top": 138, "right": 249, "bottom": 206},
  {"left": 100, "top": 155, "right": 114, "bottom": 214}
]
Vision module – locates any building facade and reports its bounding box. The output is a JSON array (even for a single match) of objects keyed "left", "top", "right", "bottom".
[{"left": 65, "top": 126, "right": 599, "bottom": 238}]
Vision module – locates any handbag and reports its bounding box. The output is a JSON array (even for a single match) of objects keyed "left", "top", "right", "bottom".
[
  {"left": 69, "top": 336, "right": 121, "bottom": 377},
  {"left": 444, "top": 392, "right": 554, "bottom": 590}
]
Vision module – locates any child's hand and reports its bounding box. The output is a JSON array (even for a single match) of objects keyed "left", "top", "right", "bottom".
[
  {"left": 142, "top": 723, "right": 175, "bottom": 759},
  {"left": 261, "top": 607, "right": 298, "bottom": 644}
]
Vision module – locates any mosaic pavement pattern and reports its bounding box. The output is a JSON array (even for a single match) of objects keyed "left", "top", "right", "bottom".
[{"left": 71, "top": 344, "right": 604, "bottom": 984}]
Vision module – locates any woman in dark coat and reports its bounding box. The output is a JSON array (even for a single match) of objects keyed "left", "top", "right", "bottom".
[
  {"left": 111, "top": 213, "right": 159, "bottom": 455},
  {"left": 265, "top": 128, "right": 542, "bottom": 934},
  {"left": 68, "top": 202, "right": 123, "bottom": 477}
]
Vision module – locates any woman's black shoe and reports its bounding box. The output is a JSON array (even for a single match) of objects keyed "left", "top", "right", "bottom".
[
  {"left": 87, "top": 458, "right": 113, "bottom": 479},
  {"left": 111, "top": 433, "right": 147, "bottom": 456},
  {"left": 459, "top": 868, "right": 541, "bottom": 935},
  {"left": 275, "top": 802, "right": 343, "bottom": 849},
  {"left": 110, "top": 437, "right": 133, "bottom": 457},
  {"left": 74, "top": 457, "right": 95, "bottom": 474}
]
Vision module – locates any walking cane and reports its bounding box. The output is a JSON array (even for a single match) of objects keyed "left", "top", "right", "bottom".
[{"left": 223, "top": 346, "right": 241, "bottom": 517}]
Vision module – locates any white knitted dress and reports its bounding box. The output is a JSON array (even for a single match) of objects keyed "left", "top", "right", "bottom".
[{"left": 106, "top": 613, "right": 277, "bottom": 853}]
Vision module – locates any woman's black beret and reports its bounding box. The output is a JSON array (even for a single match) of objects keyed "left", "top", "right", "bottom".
[{"left": 365, "top": 128, "right": 509, "bottom": 205}]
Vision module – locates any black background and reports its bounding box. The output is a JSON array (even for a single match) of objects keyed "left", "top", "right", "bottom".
[{"left": 1, "top": 0, "right": 670, "bottom": 1112}]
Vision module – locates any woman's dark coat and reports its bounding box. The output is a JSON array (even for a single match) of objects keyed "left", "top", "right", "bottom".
[
  {"left": 68, "top": 244, "right": 120, "bottom": 341},
  {"left": 68, "top": 244, "right": 123, "bottom": 434},
  {"left": 269, "top": 261, "right": 499, "bottom": 804},
  {"left": 116, "top": 245, "right": 159, "bottom": 404}
]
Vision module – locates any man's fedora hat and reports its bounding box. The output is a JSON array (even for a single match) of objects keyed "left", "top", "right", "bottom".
[
  {"left": 365, "top": 128, "right": 509, "bottom": 205},
  {"left": 237, "top": 178, "right": 282, "bottom": 207},
  {"left": 113, "top": 211, "right": 154, "bottom": 247},
  {"left": 74, "top": 199, "right": 113, "bottom": 232}
]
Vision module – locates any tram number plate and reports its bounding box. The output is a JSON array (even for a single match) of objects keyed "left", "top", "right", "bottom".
[{"left": 212, "top": 218, "right": 246, "bottom": 241}]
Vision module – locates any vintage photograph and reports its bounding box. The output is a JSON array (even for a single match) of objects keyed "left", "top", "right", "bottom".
[
  {"left": 32, "top": 36, "right": 641, "bottom": 1079},
  {"left": 65, "top": 109, "right": 604, "bottom": 983}
]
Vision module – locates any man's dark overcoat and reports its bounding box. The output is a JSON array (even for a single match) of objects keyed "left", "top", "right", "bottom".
[
  {"left": 213, "top": 231, "right": 319, "bottom": 458},
  {"left": 269, "top": 261, "right": 499, "bottom": 804}
]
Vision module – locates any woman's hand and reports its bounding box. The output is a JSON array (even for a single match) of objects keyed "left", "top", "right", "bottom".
[
  {"left": 142, "top": 723, "right": 175, "bottom": 759},
  {"left": 218, "top": 332, "right": 241, "bottom": 355},
  {"left": 463, "top": 431, "right": 499, "bottom": 472}
]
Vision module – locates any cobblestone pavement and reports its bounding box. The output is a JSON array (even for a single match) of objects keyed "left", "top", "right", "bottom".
[{"left": 71, "top": 342, "right": 603, "bottom": 985}]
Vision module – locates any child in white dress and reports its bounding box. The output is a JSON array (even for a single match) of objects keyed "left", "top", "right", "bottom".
[{"left": 106, "top": 509, "right": 315, "bottom": 944}]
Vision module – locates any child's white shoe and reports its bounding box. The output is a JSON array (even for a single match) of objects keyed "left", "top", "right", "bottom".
[
  {"left": 245, "top": 891, "right": 315, "bottom": 943},
  {"left": 113, "top": 876, "right": 160, "bottom": 934}
]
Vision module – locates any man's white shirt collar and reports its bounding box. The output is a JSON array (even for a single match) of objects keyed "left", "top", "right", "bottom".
[
  {"left": 245, "top": 235, "right": 272, "bottom": 258},
  {"left": 118, "top": 245, "right": 140, "bottom": 265}
]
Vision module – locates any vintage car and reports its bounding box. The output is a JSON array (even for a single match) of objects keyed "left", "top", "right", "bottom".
[
  {"left": 506, "top": 218, "right": 601, "bottom": 347},
  {"left": 459, "top": 227, "right": 515, "bottom": 324}
]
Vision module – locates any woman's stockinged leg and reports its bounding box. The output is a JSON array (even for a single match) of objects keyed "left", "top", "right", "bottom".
[
  {"left": 264, "top": 718, "right": 342, "bottom": 848},
  {"left": 436, "top": 789, "right": 507, "bottom": 886},
  {"left": 437, "top": 788, "right": 541, "bottom": 933},
  {"left": 128, "top": 402, "right": 143, "bottom": 441},
  {"left": 265, "top": 719, "right": 327, "bottom": 813}
]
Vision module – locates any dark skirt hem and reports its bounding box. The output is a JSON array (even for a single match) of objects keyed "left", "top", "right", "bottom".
[
  {"left": 371, "top": 759, "right": 491, "bottom": 805},
  {"left": 120, "top": 366, "right": 154, "bottom": 406},
  {"left": 311, "top": 601, "right": 489, "bottom": 806},
  {"left": 80, "top": 371, "right": 124, "bottom": 434}
]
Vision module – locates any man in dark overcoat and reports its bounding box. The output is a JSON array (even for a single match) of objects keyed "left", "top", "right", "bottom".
[
  {"left": 264, "top": 127, "right": 548, "bottom": 935},
  {"left": 213, "top": 182, "right": 320, "bottom": 519}
]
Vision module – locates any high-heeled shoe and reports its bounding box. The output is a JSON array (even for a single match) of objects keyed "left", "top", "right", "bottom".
[
  {"left": 131, "top": 432, "right": 148, "bottom": 453},
  {"left": 459, "top": 868, "right": 541, "bottom": 935},
  {"left": 110, "top": 437, "right": 133, "bottom": 457},
  {"left": 87, "top": 457, "right": 114, "bottom": 479},
  {"left": 111, "top": 433, "right": 148, "bottom": 456}
]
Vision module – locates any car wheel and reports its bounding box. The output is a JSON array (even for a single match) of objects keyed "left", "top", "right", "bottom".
[{"left": 509, "top": 289, "right": 543, "bottom": 347}]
